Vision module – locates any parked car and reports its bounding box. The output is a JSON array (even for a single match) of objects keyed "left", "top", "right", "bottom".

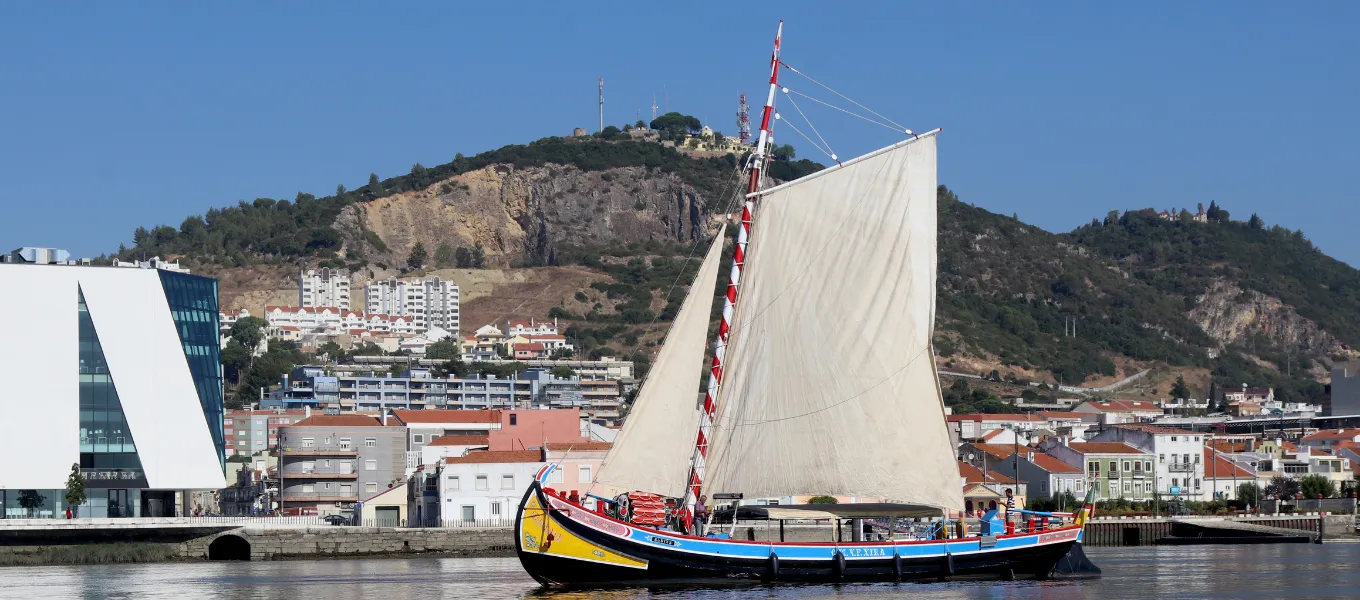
[{"left": 322, "top": 514, "right": 351, "bottom": 526}]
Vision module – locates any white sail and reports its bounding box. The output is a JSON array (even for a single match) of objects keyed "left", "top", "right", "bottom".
[
  {"left": 592, "top": 226, "right": 727, "bottom": 498},
  {"left": 703, "top": 133, "right": 963, "bottom": 512}
]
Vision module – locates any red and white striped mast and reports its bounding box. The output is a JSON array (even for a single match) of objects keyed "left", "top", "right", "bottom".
[{"left": 682, "top": 20, "right": 783, "bottom": 523}]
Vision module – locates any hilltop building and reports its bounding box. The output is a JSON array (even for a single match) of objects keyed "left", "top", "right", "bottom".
[{"left": 0, "top": 260, "right": 226, "bottom": 518}]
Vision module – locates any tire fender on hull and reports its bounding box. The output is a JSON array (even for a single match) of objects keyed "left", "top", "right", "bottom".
[{"left": 832, "top": 550, "right": 845, "bottom": 580}]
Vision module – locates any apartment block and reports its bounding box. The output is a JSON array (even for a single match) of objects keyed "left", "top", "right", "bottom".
[
  {"left": 299, "top": 268, "right": 351, "bottom": 310},
  {"left": 365, "top": 277, "right": 459, "bottom": 335},
  {"left": 275, "top": 414, "right": 405, "bottom": 515}
]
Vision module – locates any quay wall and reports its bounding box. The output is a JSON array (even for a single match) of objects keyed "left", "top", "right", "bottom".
[{"left": 1082, "top": 516, "right": 1337, "bottom": 547}]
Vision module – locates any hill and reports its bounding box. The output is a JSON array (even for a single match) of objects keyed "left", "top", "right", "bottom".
[{"left": 111, "top": 133, "right": 1357, "bottom": 409}]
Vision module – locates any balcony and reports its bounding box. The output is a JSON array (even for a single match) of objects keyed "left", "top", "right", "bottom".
[
  {"left": 1168, "top": 463, "right": 1195, "bottom": 472},
  {"left": 279, "top": 448, "right": 359, "bottom": 457},
  {"left": 281, "top": 472, "right": 358, "bottom": 479},
  {"left": 281, "top": 492, "right": 358, "bottom": 503}
]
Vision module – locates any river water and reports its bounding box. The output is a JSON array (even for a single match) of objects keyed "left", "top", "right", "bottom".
[{"left": 2, "top": 545, "right": 1357, "bottom": 600}]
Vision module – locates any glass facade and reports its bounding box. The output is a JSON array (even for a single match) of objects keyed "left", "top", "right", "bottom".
[
  {"left": 78, "top": 288, "right": 146, "bottom": 489},
  {"left": 158, "top": 270, "right": 226, "bottom": 467}
]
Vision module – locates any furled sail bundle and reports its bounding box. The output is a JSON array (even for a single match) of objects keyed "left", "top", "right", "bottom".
[
  {"left": 591, "top": 226, "right": 727, "bottom": 499},
  {"left": 703, "top": 133, "right": 963, "bottom": 513}
]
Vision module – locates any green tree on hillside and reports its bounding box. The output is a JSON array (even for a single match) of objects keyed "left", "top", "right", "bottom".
[
  {"left": 649, "top": 112, "right": 701, "bottom": 137},
  {"left": 1171, "top": 375, "right": 1191, "bottom": 400},
  {"left": 367, "top": 173, "right": 383, "bottom": 197},
  {"left": 434, "top": 243, "right": 455, "bottom": 268},
  {"left": 407, "top": 242, "right": 427, "bottom": 270}
]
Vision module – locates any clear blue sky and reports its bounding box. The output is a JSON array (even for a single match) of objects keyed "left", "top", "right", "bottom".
[{"left": 2, "top": 2, "right": 1356, "bottom": 265}]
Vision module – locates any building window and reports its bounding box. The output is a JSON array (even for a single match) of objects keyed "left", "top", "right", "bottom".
[
  {"left": 325, "top": 436, "right": 332, "bottom": 445},
  {"left": 550, "top": 469, "right": 564, "bottom": 484},
  {"left": 366, "top": 482, "right": 378, "bottom": 493},
  {"left": 1158, "top": 454, "right": 1164, "bottom": 463},
  {"left": 302, "top": 461, "right": 315, "bottom": 473},
  {"left": 1194, "top": 453, "right": 1200, "bottom": 463},
  {"left": 302, "top": 437, "right": 315, "bottom": 448},
  {"left": 1123, "top": 481, "right": 1131, "bottom": 493},
  {"left": 340, "top": 484, "right": 352, "bottom": 496},
  {"left": 476, "top": 475, "right": 489, "bottom": 491},
  {"left": 501, "top": 474, "right": 514, "bottom": 490},
  {"left": 1088, "top": 462, "right": 1099, "bottom": 474},
  {"left": 302, "top": 484, "right": 314, "bottom": 493},
  {"left": 579, "top": 465, "right": 592, "bottom": 483},
  {"left": 365, "top": 460, "right": 377, "bottom": 471},
  {"left": 413, "top": 434, "right": 424, "bottom": 444},
  {"left": 365, "top": 438, "right": 376, "bottom": 447},
  {"left": 462, "top": 506, "right": 475, "bottom": 522},
  {"left": 339, "top": 438, "right": 351, "bottom": 450},
  {"left": 323, "top": 459, "right": 331, "bottom": 468},
  {"left": 491, "top": 502, "right": 502, "bottom": 517},
  {"left": 447, "top": 476, "right": 459, "bottom": 490},
  {"left": 1110, "top": 462, "right": 1118, "bottom": 474},
  {"left": 1144, "top": 461, "right": 1152, "bottom": 472},
  {"left": 510, "top": 414, "right": 517, "bottom": 426},
  {"left": 1171, "top": 436, "right": 1178, "bottom": 442},
  {"left": 1123, "top": 461, "right": 1131, "bottom": 471},
  {"left": 1171, "top": 478, "right": 1179, "bottom": 488}
]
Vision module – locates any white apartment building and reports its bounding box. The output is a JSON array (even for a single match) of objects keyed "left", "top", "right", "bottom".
[
  {"left": 507, "top": 318, "right": 559, "bottom": 337},
  {"left": 366, "top": 277, "right": 460, "bottom": 335},
  {"left": 1088, "top": 424, "right": 1207, "bottom": 497},
  {"left": 437, "top": 450, "right": 543, "bottom": 524},
  {"left": 299, "top": 268, "right": 351, "bottom": 310}
]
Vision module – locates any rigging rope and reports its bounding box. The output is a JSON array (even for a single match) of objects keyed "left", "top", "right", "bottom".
[
  {"left": 780, "top": 89, "right": 838, "bottom": 163},
  {"left": 773, "top": 113, "right": 835, "bottom": 163},
  {"left": 785, "top": 88, "right": 910, "bottom": 135},
  {"left": 780, "top": 61, "right": 911, "bottom": 133}
]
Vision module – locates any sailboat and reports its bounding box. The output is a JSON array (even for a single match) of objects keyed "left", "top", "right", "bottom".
[{"left": 515, "top": 21, "right": 1098, "bottom": 586}]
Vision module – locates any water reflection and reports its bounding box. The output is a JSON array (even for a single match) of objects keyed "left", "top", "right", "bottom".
[{"left": 3, "top": 545, "right": 1358, "bottom": 600}]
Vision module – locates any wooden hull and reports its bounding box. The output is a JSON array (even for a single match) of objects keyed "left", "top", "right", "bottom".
[{"left": 515, "top": 481, "right": 1088, "bottom": 587}]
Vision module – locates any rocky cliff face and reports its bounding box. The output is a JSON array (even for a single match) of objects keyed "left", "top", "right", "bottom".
[
  {"left": 1189, "top": 278, "right": 1345, "bottom": 355},
  {"left": 333, "top": 164, "right": 714, "bottom": 268}
]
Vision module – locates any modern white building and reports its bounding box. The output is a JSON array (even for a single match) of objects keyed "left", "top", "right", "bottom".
[
  {"left": 436, "top": 450, "right": 544, "bottom": 524},
  {"left": 365, "top": 277, "right": 459, "bottom": 335},
  {"left": 1087, "top": 425, "right": 1207, "bottom": 498},
  {"left": 299, "top": 268, "right": 351, "bottom": 310},
  {"left": 0, "top": 262, "right": 227, "bottom": 518}
]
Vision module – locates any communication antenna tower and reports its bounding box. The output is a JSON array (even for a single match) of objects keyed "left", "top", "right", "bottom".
[
  {"left": 598, "top": 76, "right": 604, "bottom": 133},
  {"left": 651, "top": 95, "right": 659, "bottom": 123},
  {"left": 737, "top": 93, "right": 751, "bottom": 144}
]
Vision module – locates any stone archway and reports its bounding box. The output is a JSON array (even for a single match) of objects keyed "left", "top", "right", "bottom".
[{"left": 208, "top": 534, "right": 252, "bottom": 561}]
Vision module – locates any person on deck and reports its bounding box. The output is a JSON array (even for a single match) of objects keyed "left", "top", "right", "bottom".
[
  {"left": 1004, "top": 488, "right": 1016, "bottom": 520},
  {"left": 693, "top": 495, "right": 710, "bottom": 534}
]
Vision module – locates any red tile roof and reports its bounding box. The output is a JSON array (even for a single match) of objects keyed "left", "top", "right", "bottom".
[
  {"left": 392, "top": 409, "right": 502, "bottom": 425},
  {"left": 1204, "top": 448, "right": 1254, "bottom": 479},
  {"left": 1027, "top": 452, "right": 1083, "bottom": 474},
  {"left": 286, "top": 415, "right": 387, "bottom": 427},
  {"left": 514, "top": 343, "right": 546, "bottom": 352},
  {"left": 1069, "top": 442, "right": 1149, "bottom": 455},
  {"left": 963, "top": 443, "right": 1018, "bottom": 460},
  {"left": 1302, "top": 428, "right": 1360, "bottom": 441},
  {"left": 426, "top": 435, "right": 490, "bottom": 447},
  {"left": 444, "top": 450, "right": 544, "bottom": 464},
  {"left": 957, "top": 461, "right": 1017, "bottom": 485}
]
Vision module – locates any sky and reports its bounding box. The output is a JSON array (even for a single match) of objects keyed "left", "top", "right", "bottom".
[{"left": 1, "top": 2, "right": 1356, "bottom": 266}]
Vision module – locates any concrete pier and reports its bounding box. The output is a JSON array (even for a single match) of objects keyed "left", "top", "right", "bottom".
[{"left": 1081, "top": 515, "right": 1353, "bottom": 547}]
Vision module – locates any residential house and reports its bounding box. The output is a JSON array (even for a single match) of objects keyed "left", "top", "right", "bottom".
[
  {"left": 1087, "top": 424, "right": 1207, "bottom": 498},
  {"left": 1223, "top": 384, "right": 1275, "bottom": 405},
  {"left": 1072, "top": 400, "right": 1163, "bottom": 425},
  {"left": 1203, "top": 448, "right": 1257, "bottom": 501},
  {"left": 1299, "top": 429, "right": 1360, "bottom": 451},
  {"left": 420, "top": 435, "right": 491, "bottom": 467},
  {"left": 1046, "top": 442, "right": 1155, "bottom": 501},
  {"left": 225, "top": 408, "right": 307, "bottom": 457},
  {"left": 1015, "top": 450, "right": 1086, "bottom": 502},
  {"left": 506, "top": 318, "right": 559, "bottom": 337},
  {"left": 390, "top": 409, "right": 504, "bottom": 471},
  {"left": 437, "top": 450, "right": 545, "bottom": 524},
  {"left": 513, "top": 342, "right": 548, "bottom": 360},
  {"left": 275, "top": 415, "right": 406, "bottom": 515}
]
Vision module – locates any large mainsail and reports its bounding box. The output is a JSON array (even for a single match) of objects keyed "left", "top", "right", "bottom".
[
  {"left": 592, "top": 227, "right": 727, "bottom": 498},
  {"left": 703, "top": 133, "right": 963, "bottom": 512}
]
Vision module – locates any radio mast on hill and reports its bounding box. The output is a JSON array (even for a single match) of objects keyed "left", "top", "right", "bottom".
[
  {"left": 737, "top": 93, "right": 751, "bottom": 144},
  {"left": 598, "top": 76, "right": 604, "bottom": 133}
]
